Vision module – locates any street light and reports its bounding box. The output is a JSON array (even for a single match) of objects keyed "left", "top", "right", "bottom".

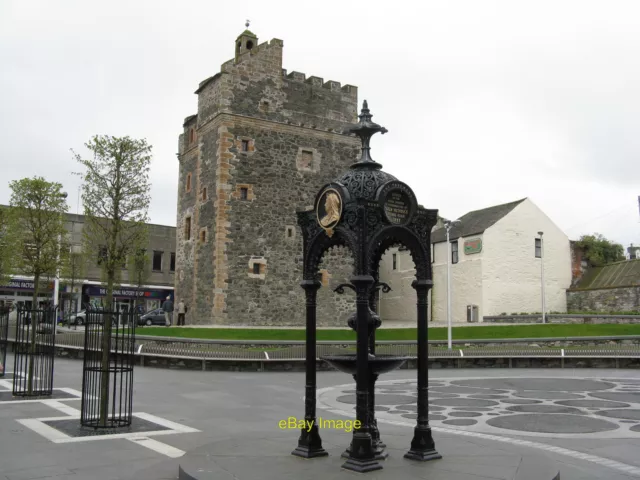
[
  {"left": 538, "top": 231, "right": 546, "bottom": 324},
  {"left": 444, "top": 219, "right": 461, "bottom": 350},
  {"left": 53, "top": 192, "right": 68, "bottom": 311}
]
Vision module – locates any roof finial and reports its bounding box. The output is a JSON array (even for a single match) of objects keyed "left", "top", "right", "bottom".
[{"left": 245, "top": 19, "right": 250, "bottom": 28}]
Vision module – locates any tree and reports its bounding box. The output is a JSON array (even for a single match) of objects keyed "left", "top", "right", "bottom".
[
  {"left": 73, "top": 135, "right": 152, "bottom": 426},
  {"left": 0, "top": 205, "right": 18, "bottom": 287},
  {"left": 575, "top": 233, "right": 625, "bottom": 267},
  {"left": 128, "top": 246, "right": 150, "bottom": 311},
  {"left": 9, "top": 177, "right": 68, "bottom": 394}
]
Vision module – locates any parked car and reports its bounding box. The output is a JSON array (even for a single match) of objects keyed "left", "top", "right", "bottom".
[{"left": 138, "top": 308, "right": 167, "bottom": 327}]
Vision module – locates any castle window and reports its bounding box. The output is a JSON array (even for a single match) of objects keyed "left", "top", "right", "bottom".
[
  {"left": 301, "top": 150, "right": 313, "bottom": 168},
  {"left": 200, "top": 229, "right": 207, "bottom": 243},
  {"left": 201, "top": 187, "right": 207, "bottom": 201},
  {"left": 170, "top": 252, "right": 176, "bottom": 272},
  {"left": 246, "top": 40, "right": 254, "bottom": 50},
  {"left": 184, "top": 216, "right": 191, "bottom": 240},
  {"left": 253, "top": 263, "right": 261, "bottom": 275},
  {"left": 287, "top": 227, "right": 293, "bottom": 238},
  {"left": 189, "top": 128, "right": 195, "bottom": 144},
  {"left": 241, "top": 140, "right": 249, "bottom": 152},
  {"left": 185, "top": 173, "right": 192, "bottom": 192},
  {"left": 240, "top": 187, "right": 248, "bottom": 200}
]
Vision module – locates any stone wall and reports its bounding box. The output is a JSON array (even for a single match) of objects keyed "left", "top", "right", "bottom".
[
  {"left": 567, "top": 286, "right": 640, "bottom": 312},
  {"left": 483, "top": 314, "right": 640, "bottom": 324}
]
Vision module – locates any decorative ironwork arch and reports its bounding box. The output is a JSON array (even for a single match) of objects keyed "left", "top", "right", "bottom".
[
  {"left": 367, "top": 226, "right": 430, "bottom": 281},
  {"left": 303, "top": 226, "right": 358, "bottom": 281}
]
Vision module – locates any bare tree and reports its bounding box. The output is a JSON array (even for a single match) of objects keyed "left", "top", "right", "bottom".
[
  {"left": 9, "top": 177, "right": 68, "bottom": 394},
  {"left": 73, "top": 135, "right": 152, "bottom": 426}
]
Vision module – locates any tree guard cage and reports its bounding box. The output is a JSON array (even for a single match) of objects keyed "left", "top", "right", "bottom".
[
  {"left": 80, "top": 305, "right": 136, "bottom": 428},
  {"left": 12, "top": 305, "right": 57, "bottom": 396},
  {"left": 292, "top": 101, "right": 441, "bottom": 473},
  {"left": 0, "top": 306, "right": 9, "bottom": 378}
]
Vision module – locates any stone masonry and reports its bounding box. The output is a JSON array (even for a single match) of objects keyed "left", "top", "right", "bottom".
[
  {"left": 175, "top": 29, "right": 360, "bottom": 325},
  {"left": 567, "top": 285, "right": 640, "bottom": 313}
]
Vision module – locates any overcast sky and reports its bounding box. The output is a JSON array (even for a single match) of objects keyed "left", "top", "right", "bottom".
[{"left": 1, "top": 0, "right": 638, "bottom": 249}]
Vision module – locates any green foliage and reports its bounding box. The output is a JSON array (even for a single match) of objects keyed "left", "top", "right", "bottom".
[
  {"left": 0, "top": 205, "right": 19, "bottom": 285},
  {"left": 72, "top": 135, "right": 152, "bottom": 306},
  {"left": 136, "top": 323, "right": 640, "bottom": 341},
  {"left": 575, "top": 233, "right": 625, "bottom": 267},
  {"left": 8, "top": 177, "right": 69, "bottom": 299}
]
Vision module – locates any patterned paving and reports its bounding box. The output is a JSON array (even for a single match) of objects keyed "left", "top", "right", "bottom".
[{"left": 318, "top": 377, "right": 640, "bottom": 439}]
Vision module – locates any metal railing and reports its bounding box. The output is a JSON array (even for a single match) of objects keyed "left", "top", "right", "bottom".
[{"left": 5, "top": 328, "right": 640, "bottom": 363}]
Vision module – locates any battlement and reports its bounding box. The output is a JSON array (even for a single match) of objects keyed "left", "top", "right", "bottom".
[
  {"left": 282, "top": 70, "right": 357, "bottom": 98},
  {"left": 193, "top": 31, "right": 358, "bottom": 129}
]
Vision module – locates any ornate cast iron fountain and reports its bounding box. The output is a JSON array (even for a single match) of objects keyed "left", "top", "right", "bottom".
[{"left": 292, "top": 100, "right": 441, "bottom": 472}]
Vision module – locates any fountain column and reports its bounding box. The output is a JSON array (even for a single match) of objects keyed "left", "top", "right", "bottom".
[
  {"left": 342, "top": 274, "right": 382, "bottom": 473},
  {"left": 292, "top": 278, "right": 327, "bottom": 458},
  {"left": 405, "top": 279, "right": 441, "bottom": 461}
]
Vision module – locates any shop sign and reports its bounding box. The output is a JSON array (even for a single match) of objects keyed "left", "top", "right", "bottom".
[{"left": 464, "top": 238, "right": 482, "bottom": 255}]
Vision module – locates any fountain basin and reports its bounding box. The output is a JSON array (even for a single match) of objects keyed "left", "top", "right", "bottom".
[{"left": 321, "top": 354, "right": 411, "bottom": 375}]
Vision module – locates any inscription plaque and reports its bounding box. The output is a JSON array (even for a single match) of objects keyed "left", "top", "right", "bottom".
[{"left": 383, "top": 190, "right": 411, "bottom": 225}]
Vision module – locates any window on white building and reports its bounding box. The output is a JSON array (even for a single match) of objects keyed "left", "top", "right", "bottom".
[
  {"left": 451, "top": 240, "right": 459, "bottom": 264},
  {"left": 535, "top": 238, "right": 542, "bottom": 258}
]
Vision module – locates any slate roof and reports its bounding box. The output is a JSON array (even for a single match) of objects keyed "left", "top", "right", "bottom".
[
  {"left": 431, "top": 198, "right": 527, "bottom": 244},
  {"left": 573, "top": 258, "right": 640, "bottom": 289}
]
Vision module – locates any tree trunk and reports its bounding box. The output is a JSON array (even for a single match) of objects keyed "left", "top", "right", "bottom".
[
  {"left": 27, "top": 274, "right": 40, "bottom": 395},
  {"left": 99, "top": 276, "right": 114, "bottom": 427}
]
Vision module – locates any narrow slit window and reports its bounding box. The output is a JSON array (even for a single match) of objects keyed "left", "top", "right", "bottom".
[
  {"left": 253, "top": 263, "right": 261, "bottom": 274},
  {"left": 240, "top": 187, "right": 248, "bottom": 200},
  {"left": 241, "top": 140, "right": 249, "bottom": 152}
]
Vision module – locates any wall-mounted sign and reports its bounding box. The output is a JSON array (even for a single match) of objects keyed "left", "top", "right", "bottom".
[
  {"left": 0, "top": 280, "right": 53, "bottom": 291},
  {"left": 464, "top": 238, "right": 482, "bottom": 255},
  {"left": 83, "top": 285, "right": 172, "bottom": 299}
]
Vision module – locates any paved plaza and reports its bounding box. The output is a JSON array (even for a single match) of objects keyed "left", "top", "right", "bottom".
[{"left": 0, "top": 355, "right": 639, "bottom": 479}]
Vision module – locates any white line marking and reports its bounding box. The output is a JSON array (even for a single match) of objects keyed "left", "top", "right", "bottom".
[
  {"left": 40, "top": 399, "right": 81, "bottom": 416},
  {"left": 133, "top": 412, "right": 201, "bottom": 433},
  {"left": 0, "top": 380, "right": 13, "bottom": 389},
  {"left": 459, "top": 349, "right": 464, "bottom": 357},
  {"left": 127, "top": 436, "right": 186, "bottom": 458},
  {"left": 16, "top": 418, "right": 71, "bottom": 442},
  {"left": 57, "top": 387, "right": 83, "bottom": 398},
  {"left": 264, "top": 351, "right": 269, "bottom": 360}
]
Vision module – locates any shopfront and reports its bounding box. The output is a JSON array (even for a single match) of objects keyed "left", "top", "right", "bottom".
[
  {"left": 81, "top": 284, "right": 173, "bottom": 313},
  {"left": 0, "top": 278, "right": 54, "bottom": 310}
]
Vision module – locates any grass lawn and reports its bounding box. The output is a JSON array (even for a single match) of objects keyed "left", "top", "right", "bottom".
[{"left": 136, "top": 323, "right": 640, "bottom": 342}]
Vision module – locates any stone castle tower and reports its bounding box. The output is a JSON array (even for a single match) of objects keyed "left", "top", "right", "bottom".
[{"left": 175, "top": 28, "right": 360, "bottom": 325}]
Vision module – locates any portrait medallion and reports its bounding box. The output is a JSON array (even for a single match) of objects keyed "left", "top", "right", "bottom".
[{"left": 316, "top": 188, "right": 343, "bottom": 236}]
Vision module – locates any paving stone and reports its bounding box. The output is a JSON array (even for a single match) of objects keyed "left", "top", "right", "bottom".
[
  {"left": 430, "top": 398, "right": 499, "bottom": 407},
  {"left": 442, "top": 419, "right": 478, "bottom": 426},
  {"left": 453, "top": 378, "right": 615, "bottom": 392},
  {"left": 448, "top": 411, "right": 483, "bottom": 418},
  {"left": 595, "top": 409, "right": 640, "bottom": 421},
  {"left": 505, "top": 405, "right": 585, "bottom": 415},
  {"left": 487, "top": 414, "right": 619, "bottom": 433},
  {"left": 556, "top": 399, "right": 630, "bottom": 408}
]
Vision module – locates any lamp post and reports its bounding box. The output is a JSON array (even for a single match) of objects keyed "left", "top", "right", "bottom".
[
  {"left": 53, "top": 192, "right": 68, "bottom": 311},
  {"left": 444, "top": 219, "right": 460, "bottom": 350},
  {"left": 538, "top": 231, "right": 546, "bottom": 324}
]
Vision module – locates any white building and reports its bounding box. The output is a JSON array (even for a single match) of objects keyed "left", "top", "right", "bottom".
[{"left": 379, "top": 198, "right": 572, "bottom": 325}]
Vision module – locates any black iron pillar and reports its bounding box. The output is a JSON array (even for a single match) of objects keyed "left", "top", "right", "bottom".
[
  {"left": 342, "top": 274, "right": 382, "bottom": 473},
  {"left": 0, "top": 306, "right": 9, "bottom": 378},
  {"left": 405, "top": 279, "right": 441, "bottom": 461},
  {"left": 292, "top": 279, "right": 327, "bottom": 459}
]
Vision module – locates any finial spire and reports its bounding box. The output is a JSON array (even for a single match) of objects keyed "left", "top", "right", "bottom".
[
  {"left": 344, "top": 100, "right": 388, "bottom": 169},
  {"left": 245, "top": 19, "right": 250, "bottom": 28}
]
